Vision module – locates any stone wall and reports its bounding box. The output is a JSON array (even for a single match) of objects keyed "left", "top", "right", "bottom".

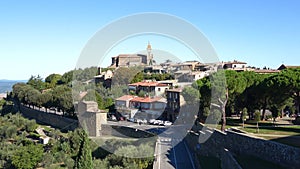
[
  {"left": 187, "top": 127, "right": 300, "bottom": 169},
  {"left": 20, "top": 105, "right": 154, "bottom": 139},
  {"left": 100, "top": 124, "right": 155, "bottom": 138},
  {"left": 20, "top": 105, "right": 78, "bottom": 131},
  {"left": 225, "top": 130, "right": 300, "bottom": 169}
]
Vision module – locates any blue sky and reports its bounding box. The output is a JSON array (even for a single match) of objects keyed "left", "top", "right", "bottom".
[{"left": 1, "top": 0, "right": 299, "bottom": 80}]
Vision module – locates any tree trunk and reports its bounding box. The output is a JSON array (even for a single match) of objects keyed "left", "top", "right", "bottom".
[
  {"left": 261, "top": 98, "right": 267, "bottom": 121},
  {"left": 221, "top": 89, "right": 229, "bottom": 132},
  {"left": 296, "top": 92, "right": 300, "bottom": 114}
]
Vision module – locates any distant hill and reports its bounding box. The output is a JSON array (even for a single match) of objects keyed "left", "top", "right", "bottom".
[{"left": 0, "top": 80, "right": 27, "bottom": 93}]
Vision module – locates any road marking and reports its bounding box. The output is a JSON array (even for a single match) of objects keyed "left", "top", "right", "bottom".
[
  {"left": 158, "top": 140, "right": 161, "bottom": 169},
  {"left": 172, "top": 138, "right": 178, "bottom": 169},
  {"left": 183, "top": 141, "right": 196, "bottom": 169}
]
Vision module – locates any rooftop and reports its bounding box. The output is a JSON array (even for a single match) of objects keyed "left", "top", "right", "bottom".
[
  {"left": 129, "top": 81, "right": 168, "bottom": 87},
  {"left": 130, "top": 96, "right": 165, "bottom": 103},
  {"left": 116, "top": 95, "right": 137, "bottom": 101},
  {"left": 167, "top": 88, "right": 183, "bottom": 92},
  {"left": 224, "top": 60, "right": 247, "bottom": 64}
]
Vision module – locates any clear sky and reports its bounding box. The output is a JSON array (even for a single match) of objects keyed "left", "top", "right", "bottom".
[{"left": 1, "top": 0, "right": 299, "bottom": 80}]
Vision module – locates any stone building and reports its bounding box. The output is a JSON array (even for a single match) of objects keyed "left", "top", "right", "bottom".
[
  {"left": 77, "top": 101, "right": 107, "bottom": 137},
  {"left": 109, "top": 42, "right": 154, "bottom": 68}
]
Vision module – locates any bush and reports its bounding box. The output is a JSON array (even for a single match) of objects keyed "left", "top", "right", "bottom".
[
  {"left": 4, "top": 126, "right": 18, "bottom": 139},
  {"left": 11, "top": 143, "right": 43, "bottom": 169},
  {"left": 25, "top": 120, "right": 37, "bottom": 132}
]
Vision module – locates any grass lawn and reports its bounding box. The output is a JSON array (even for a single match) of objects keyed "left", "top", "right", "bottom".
[
  {"left": 233, "top": 124, "right": 300, "bottom": 148},
  {"left": 240, "top": 126, "right": 300, "bottom": 135}
]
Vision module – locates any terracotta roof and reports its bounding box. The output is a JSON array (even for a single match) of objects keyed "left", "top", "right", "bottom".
[
  {"left": 116, "top": 95, "right": 137, "bottom": 101},
  {"left": 129, "top": 81, "right": 168, "bottom": 87},
  {"left": 130, "top": 96, "right": 163, "bottom": 103}
]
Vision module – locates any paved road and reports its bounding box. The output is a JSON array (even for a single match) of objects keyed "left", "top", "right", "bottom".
[{"left": 154, "top": 136, "right": 196, "bottom": 169}]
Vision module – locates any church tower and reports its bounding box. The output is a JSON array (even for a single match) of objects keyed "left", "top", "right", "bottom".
[{"left": 147, "top": 41, "right": 153, "bottom": 65}]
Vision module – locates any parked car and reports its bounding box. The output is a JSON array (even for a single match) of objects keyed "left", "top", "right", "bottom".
[
  {"left": 149, "top": 119, "right": 156, "bottom": 124},
  {"left": 153, "top": 120, "right": 164, "bottom": 125},
  {"left": 164, "top": 121, "right": 172, "bottom": 126},
  {"left": 127, "top": 118, "right": 135, "bottom": 122},
  {"left": 142, "top": 119, "right": 148, "bottom": 124}
]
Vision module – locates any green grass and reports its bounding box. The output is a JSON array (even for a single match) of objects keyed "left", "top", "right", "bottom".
[
  {"left": 237, "top": 125, "right": 300, "bottom": 148},
  {"left": 198, "top": 155, "right": 221, "bottom": 169},
  {"left": 240, "top": 126, "right": 300, "bottom": 135},
  {"left": 235, "top": 154, "right": 285, "bottom": 169}
]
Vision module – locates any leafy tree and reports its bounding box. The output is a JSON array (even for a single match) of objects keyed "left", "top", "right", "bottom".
[
  {"left": 11, "top": 143, "right": 43, "bottom": 169},
  {"left": 93, "top": 159, "right": 109, "bottom": 169},
  {"left": 192, "top": 77, "right": 211, "bottom": 120},
  {"left": 210, "top": 70, "right": 228, "bottom": 131},
  {"left": 254, "top": 110, "right": 261, "bottom": 133},
  {"left": 112, "top": 67, "right": 143, "bottom": 86},
  {"left": 27, "top": 75, "right": 46, "bottom": 91},
  {"left": 182, "top": 86, "right": 200, "bottom": 105},
  {"left": 40, "top": 91, "right": 53, "bottom": 112},
  {"left": 241, "top": 108, "right": 248, "bottom": 128},
  {"left": 52, "top": 85, "right": 74, "bottom": 116},
  {"left": 27, "top": 88, "right": 41, "bottom": 109},
  {"left": 225, "top": 70, "right": 247, "bottom": 116},
  {"left": 131, "top": 72, "right": 144, "bottom": 83},
  {"left": 61, "top": 70, "right": 74, "bottom": 84},
  {"left": 45, "top": 73, "right": 62, "bottom": 88},
  {"left": 25, "top": 119, "right": 37, "bottom": 132}
]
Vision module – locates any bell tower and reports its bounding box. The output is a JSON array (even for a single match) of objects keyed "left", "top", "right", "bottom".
[{"left": 147, "top": 41, "right": 153, "bottom": 65}]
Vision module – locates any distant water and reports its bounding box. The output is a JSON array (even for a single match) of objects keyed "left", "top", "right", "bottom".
[{"left": 0, "top": 80, "right": 27, "bottom": 93}]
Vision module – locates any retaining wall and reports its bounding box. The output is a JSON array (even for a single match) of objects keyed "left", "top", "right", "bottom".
[
  {"left": 187, "top": 127, "right": 300, "bottom": 169},
  {"left": 20, "top": 105, "right": 78, "bottom": 131}
]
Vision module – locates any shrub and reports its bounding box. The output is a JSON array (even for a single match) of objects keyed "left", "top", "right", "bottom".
[{"left": 25, "top": 120, "right": 37, "bottom": 132}]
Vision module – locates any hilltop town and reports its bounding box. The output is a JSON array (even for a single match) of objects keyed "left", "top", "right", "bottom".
[
  {"left": 1, "top": 42, "right": 300, "bottom": 169},
  {"left": 91, "top": 42, "right": 299, "bottom": 124}
]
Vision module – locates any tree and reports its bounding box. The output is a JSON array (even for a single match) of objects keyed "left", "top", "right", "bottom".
[
  {"left": 254, "top": 110, "right": 261, "bottom": 133},
  {"left": 40, "top": 91, "right": 53, "bottom": 112},
  {"left": 112, "top": 67, "right": 142, "bottom": 86},
  {"left": 45, "top": 73, "right": 62, "bottom": 88},
  {"left": 52, "top": 85, "right": 74, "bottom": 116},
  {"left": 281, "top": 68, "right": 300, "bottom": 114},
  {"left": 182, "top": 86, "right": 200, "bottom": 105},
  {"left": 224, "top": 70, "right": 247, "bottom": 116},
  {"left": 193, "top": 77, "right": 211, "bottom": 121},
  {"left": 130, "top": 72, "right": 144, "bottom": 83},
  {"left": 11, "top": 143, "right": 43, "bottom": 169},
  {"left": 61, "top": 70, "right": 74, "bottom": 84},
  {"left": 241, "top": 108, "right": 248, "bottom": 128},
  {"left": 210, "top": 70, "right": 228, "bottom": 131},
  {"left": 74, "top": 129, "right": 93, "bottom": 169},
  {"left": 26, "top": 88, "right": 41, "bottom": 109},
  {"left": 27, "top": 75, "right": 45, "bottom": 91}
]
